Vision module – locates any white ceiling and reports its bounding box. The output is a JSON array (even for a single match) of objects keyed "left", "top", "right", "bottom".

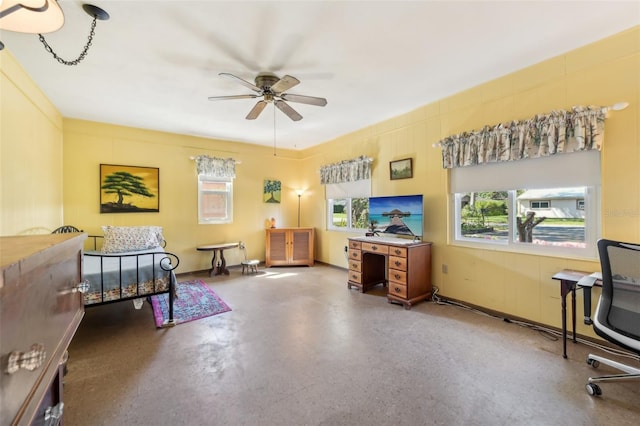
[{"left": 2, "top": 1, "right": 639, "bottom": 150}]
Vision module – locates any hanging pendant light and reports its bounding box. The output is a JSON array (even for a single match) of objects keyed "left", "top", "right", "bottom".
[{"left": 0, "top": 0, "right": 64, "bottom": 34}]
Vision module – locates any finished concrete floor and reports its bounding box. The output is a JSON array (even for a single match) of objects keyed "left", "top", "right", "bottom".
[{"left": 64, "top": 264, "right": 640, "bottom": 425}]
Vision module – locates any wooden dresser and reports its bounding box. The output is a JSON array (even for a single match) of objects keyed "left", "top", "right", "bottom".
[
  {"left": 1, "top": 233, "right": 87, "bottom": 426},
  {"left": 265, "top": 228, "right": 314, "bottom": 267},
  {"left": 347, "top": 237, "right": 432, "bottom": 309}
]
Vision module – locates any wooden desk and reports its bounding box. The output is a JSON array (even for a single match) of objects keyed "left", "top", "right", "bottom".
[
  {"left": 197, "top": 243, "right": 239, "bottom": 277},
  {"left": 552, "top": 269, "right": 601, "bottom": 358}
]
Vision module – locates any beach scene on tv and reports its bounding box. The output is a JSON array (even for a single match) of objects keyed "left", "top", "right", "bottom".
[{"left": 368, "top": 195, "right": 423, "bottom": 237}]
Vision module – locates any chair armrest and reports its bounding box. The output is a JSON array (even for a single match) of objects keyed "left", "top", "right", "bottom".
[{"left": 578, "top": 273, "right": 601, "bottom": 325}]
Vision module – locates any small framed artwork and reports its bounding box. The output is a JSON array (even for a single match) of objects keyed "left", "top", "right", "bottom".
[
  {"left": 100, "top": 164, "right": 159, "bottom": 213},
  {"left": 390, "top": 158, "right": 413, "bottom": 180},
  {"left": 263, "top": 179, "right": 281, "bottom": 203}
]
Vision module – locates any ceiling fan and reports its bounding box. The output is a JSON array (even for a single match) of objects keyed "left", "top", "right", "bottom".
[{"left": 208, "top": 72, "right": 327, "bottom": 121}]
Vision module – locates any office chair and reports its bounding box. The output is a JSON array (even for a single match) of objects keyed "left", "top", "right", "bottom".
[
  {"left": 51, "top": 225, "right": 83, "bottom": 233},
  {"left": 239, "top": 241, "right": 259, "bottom": 274},
  {"left": 584, "top": 239, "right": 640, "bottom": 396}
]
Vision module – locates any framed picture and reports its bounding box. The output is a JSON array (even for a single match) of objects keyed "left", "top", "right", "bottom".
[
  {"left": 100, "top": 164, "right": 159, "bottom": 213},
  {"left": 390, "top": 158, "right": 413, "bottom": 180},
  {"left": 263, "top": 179, "right": 281, "bottom": 203}
]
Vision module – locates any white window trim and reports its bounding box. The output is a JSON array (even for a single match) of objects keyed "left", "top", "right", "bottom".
[
  {"left": 451, "top": 187, "right": 600, "bottom": 260},
  {"left": 198, "top": 176, "right": 233, "bottom": 224}
]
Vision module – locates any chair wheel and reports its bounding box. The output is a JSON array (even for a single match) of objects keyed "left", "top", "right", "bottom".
[
  {"left": 586, "top": 383, "right": 602, "bottom": 396},
  {"left": 586, "top": 358, "right": 600, "bottom": 368}
]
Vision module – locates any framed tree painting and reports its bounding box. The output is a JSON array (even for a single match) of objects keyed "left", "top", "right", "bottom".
[
  {"left": 263, "top": 179, "right": 281, "bottom": 203},
  {"left": 390, "top": 158, "right": 413, "bottom": 180},
  {"left": 100, "top": 164, "right": 159, "bottom": 213}
]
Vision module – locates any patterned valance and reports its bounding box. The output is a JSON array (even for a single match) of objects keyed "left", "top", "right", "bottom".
[
  {"left": 195, "top": 155, "right": 236, "bottom": 179},
  {"left": 320, "top": 155, "right": 373, "bottom": 185},
  {"left": 438, "top": 105, "right": 607, "bottom": 169}
]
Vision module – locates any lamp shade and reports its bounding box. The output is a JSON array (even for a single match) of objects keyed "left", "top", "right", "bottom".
[{"left": 0, "top": 0, "right": 64, "bottom": 34}]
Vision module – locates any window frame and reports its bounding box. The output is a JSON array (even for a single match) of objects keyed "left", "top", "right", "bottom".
[
  {"left": 452, "top": 186, "right": 600, "bottom": 259},
  {"left": 530, "top": 200, "right": 550, "bottom": 209},
  {"left": 198, "top": 176, "right": 233, "bottom": 224},
  {"left": 327, "top": 197, "right": 369, "bottom": 232}
]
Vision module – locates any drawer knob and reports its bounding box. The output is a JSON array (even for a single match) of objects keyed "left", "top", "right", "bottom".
[
  {"left": 44, "top": 402, "right": 64, "bottom": 426},
  {"left": 76, "top": 279, "right": 90, "bottom": 293},
  {"left": 394, "top": 261, "right": 401, "bottom": 266},
  {"left": 394, "top": 274, "right": 401, "bottom": 279},
  {"left": 394, "top": 287, "right": 401, "bottom": 293},
  {"left": 371, "top": 245, "right": 378, "bottom": 250},
  {"left": 394, "top": 249, "right": 401, "bottom": 255},
  {"left": 6, "top": 343, "right": 46, "bottom": 374},
  {"left": 351, "top": 274, "right": 357, "bottom": 279},
  {"left": 352, "top": 263, "right": 357, "bottom": 268}
]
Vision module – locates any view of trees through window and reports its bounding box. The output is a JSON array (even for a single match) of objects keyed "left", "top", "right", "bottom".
[
  {"left": 459, "top": 188, "right": 587, "bottom": 248},
  {"left": 330, "top": 198, "right": 369, "bottom": 229}
]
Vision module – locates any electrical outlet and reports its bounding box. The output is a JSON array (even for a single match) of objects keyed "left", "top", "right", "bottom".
[
  {"left": 442, "top": 264, "right": 448, "bottom": 274},
  {"left": 344, "top": 245, "right": 348, "bottom": 253}
]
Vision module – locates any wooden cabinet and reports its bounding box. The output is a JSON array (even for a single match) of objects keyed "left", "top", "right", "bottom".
[
  {"left": 347, "top": 237, "right": 432, "bottom": 310},
  {"left": 266, "top": 228, "right": 314, "bottom": 267},
  {"left": 1, "top": 233, "right": 87, "bottom": 426}
]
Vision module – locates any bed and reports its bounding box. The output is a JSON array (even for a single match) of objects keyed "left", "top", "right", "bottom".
[{"left": 81, "top": 226, "right": 179, "bottom": 326}]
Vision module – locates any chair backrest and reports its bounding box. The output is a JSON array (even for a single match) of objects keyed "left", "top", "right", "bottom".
[
  {"left": 52, "top": 225, "right": 82, "bottom": 234},
  {"left": 596, "top": 239, "right": 640, "bottom": 344}
]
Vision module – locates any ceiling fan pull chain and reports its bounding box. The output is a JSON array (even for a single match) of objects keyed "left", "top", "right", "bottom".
[{"left": 38, "top": 16, "right": 97, "bottom": 66}]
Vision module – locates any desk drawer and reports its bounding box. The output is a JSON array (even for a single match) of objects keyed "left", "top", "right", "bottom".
[
  {"left": 389, "top": 282, "right": 407, "bottom": 298},
  {"left": 349, "top": 260, "right": 361, "bottom": 272},
  {"left": 389, "top": 246, "right": 407, "bottom": 257},
  {"left": 389, "top": 269, "right": 407, "bottom": 284},
  {"left": 349, "top": 249, "right": 362, "bottom": 261},
  {"left": 389, "top": 256, "right": 406, "bottom": 271},
  {"left": 349, "top": 240, "right": 362, "bottom": 250},
  {"left": 362, "top": 242, "right": 389, "bottom": 255},
  {"left": 348, "top": 271, "right": 362, "bottom": 284}
]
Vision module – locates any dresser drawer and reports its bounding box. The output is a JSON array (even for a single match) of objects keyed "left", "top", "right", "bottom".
[
  {"left": 389, "top": 269, "right": 407, "bottom": 284},
  {"left": 349, "top": 259, "right": 361, "bottom": 272},
  {"left": 348, "top": 270, "right": 362, "bottom": 284},
  {"left": 389, "top": 256, "right": 407, "bottom": 271},
  {"left": 348, "top": 240, "right": 362, "bottom": 250},
  {"left": 362, "top": 242, "right": 389, "bottom": 255},
  {"left": 1, "top": 234, "right": 86, "bottom": 426},
  {"left": 348, "top": 249, "right": 362, "bottom": 261},
  {"left": 388, "top": 246, "right": 407, "bottom": 257},
  {"left": 389, "top": 282, "right": 407, "bottom": 298}
]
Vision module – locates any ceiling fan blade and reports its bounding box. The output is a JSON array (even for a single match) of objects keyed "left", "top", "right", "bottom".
[
  {"left": 208, "top": 94, "right": 258, "bottom": 101},
  {"left": 270, "top": 75, "right": 300, "bottom": 94},
  {"left": 246, "top": 100, "right": 268, "bottom": 120},
  {"left": 219, "top": 72, "right": 261, "bottom": 93},
  {"left": 280, "top": 93, "right": 327, "bottom": 107},
  {"left": 275, "top": 100, "right": 303, "bottom": 121}
]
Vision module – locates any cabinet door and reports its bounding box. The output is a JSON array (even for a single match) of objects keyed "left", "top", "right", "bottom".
[
  {"left": 290, "top": 229, "right": 313, "bottom": 265},
  {"left": 266, "top": 229, "right": 288, "bottom": 266}
]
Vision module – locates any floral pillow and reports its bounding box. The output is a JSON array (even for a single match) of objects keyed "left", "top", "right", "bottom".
[{"left": 101, "top": 226, "right": 164, "bottom": 253}]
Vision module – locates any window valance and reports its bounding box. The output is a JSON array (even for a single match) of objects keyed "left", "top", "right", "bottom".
[
  {"left": 438, "top": 105, "right": 607, "bottom": 169},
  {"left": 195, "top": 155, "right": 236, "bottom": 179},
  {"left": 320, "top": 155, "right": 373, "bottom": 185}
]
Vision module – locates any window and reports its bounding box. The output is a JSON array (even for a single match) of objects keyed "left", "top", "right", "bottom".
[
  {"left": 325, "top": 179, "right": 371, "bottom": 232},
  {"left": 198, "top": 177, "right": 233, "bottom": 224},
  {"left": 328, "top": 197, "right": 369, "bottom": 230},
  {"left": 530, "top": 200, "right": 550, "bottom": 209},
  {"left": 450, "top": 151, "right": 601, "bottom": 258}
]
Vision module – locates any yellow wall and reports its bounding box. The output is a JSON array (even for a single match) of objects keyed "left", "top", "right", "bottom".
[
  {"left": 1, "top": 51, "right": 64, "bottom": 235},
  {"left": 303, "top": 26, "right": 639, "bottom": 338},
  {"left": 62, "top": 119, "right": 306, "bottom": 272},
  {"left": 1, "top": 27, "right": 638, "bottom": 339}
]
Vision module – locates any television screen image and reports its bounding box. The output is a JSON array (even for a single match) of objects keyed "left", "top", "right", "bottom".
[{"left": 368, "top": 194, "right": 423, "bottom": 237}]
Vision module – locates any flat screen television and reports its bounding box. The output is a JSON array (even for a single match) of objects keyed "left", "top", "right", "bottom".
[{"left": 368, "top": 194, "right": 423, "bottom": 237}]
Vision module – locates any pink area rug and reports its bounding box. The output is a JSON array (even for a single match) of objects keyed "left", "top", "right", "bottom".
[{"left": 150, "top": 279, "right": 231, "bottom": 328}]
